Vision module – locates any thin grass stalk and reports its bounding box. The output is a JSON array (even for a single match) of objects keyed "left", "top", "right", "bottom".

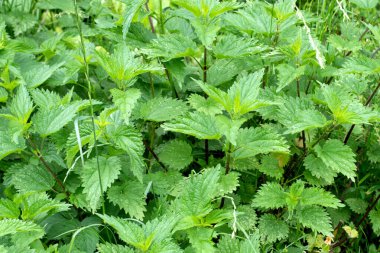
[{"left": 73, "top": 0, "right": 106, "bottom": 215}]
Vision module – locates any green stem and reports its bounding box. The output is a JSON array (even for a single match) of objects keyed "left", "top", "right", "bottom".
[
  {"left": 73, "top": 0, "right": 105, "bottom": 216},
  {"left": 159, "top": 0, "right": 164, "bottom": 33}
]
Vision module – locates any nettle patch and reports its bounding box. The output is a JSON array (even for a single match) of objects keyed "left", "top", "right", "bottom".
[{"left": 0, "top": 0, "right": 380, "bottom": 252}]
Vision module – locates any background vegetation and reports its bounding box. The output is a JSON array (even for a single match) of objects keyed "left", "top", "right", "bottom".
[{"left": 0, "top": 0, "right": 379, "bottom": 252}]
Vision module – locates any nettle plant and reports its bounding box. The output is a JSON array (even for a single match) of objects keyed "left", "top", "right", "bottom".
[{"left": 0, "top": 0, "right": 380, "bottom": 252}]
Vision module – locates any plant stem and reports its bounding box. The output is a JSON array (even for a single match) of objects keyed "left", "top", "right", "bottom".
[
  {"left": 73, "top": 0, "right": 106, "bottom": 216},
  {"left": 164, "top": 66, "right": 179, "bottom": 98},
  {"left": 203, "top": 47, "right": 207, "bottom": 82},
  {"left": 203, "top": 47, "right": 209, "bottom": 165},
  {"left": 286, "top": 124, "right": 336, "bottom": 175},
  {"left": 297, "top": 78, "right": 307, "bottom": 151},
  {"left": 145, "top": 1, "right": 156, "bottom": 34},
  {"left": 220, "top": 143, "right": 232, "bottom": 208},
  {"left": 149, "top": 73, "right": 155, "bottom": 98},
  {"left": 159, "top": 0, "right": 164, "bottom": 33},
  {"left": 143, "top": 140, "right": 167, "bottom": 171},
  {"left": 331, "top": 193, "right": 380, "bottom": 250},
  {"left": 326, "top": 28, "right": 370, "bottom": 84},
  {"left": 344, "top": 80, "right": 380, "bottom": 144},
  {"left": 27, "top": 138, "right": 69, "bottom": 198},
  {"left": 371, "top": 46, "right": 380, "bottom": 58}
]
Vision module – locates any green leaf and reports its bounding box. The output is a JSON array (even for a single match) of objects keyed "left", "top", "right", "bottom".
[
  {"left": 217, "top": 236, "right": 240, "bottom": 253},
  {"left": 111, "top": 88, "right": 141, "bottom": 124},
  {"left": 65, "top": 123, "right": 95, "bottom": 168},
  {"left": 369, "top": 209, "right": 380, "bottom": 236},
  {"left": 233, "top": 127, "right": 289, "bottom": 160},
  {"left": 258, "top": 155, "right": 284, "bottom": 179},
  {"left": 276, "top": 64, "right": 305, "bottom": 92},
  {"left": 314, "top": 139, "right": 356, "bottom": 181},
  {"left": 175, "top": 166, "right": 221, "bottom": 217},
  {"left": 300, "top": 187, "right": 344, "bottom": 208},
  {"left": 107, "top": 181, "right": 147, "bottom": 220},
  {"left": 188, "top": 94, "right": 223, "bottom": 115},
  {"left": 341, "top": 55, "right": 380, "bottom": 75},
  {"left": 21, "top": 193, "right": 71, "bottom": 221},
  {"left": 304, "top": 154, "right": 337, "bottom": 185},
  {"left": 191, "top": 17, "right": 220, "bottom": 47},
  {"left": 97, "top": 243, "right": 134, "bottom": 253},
  {"left": 20, "top": 62, "right": 63, "bottom": 88},
  {"left": 107, "top": 125, "right": 145, "bottom": 182},
  {"left": 4, "top": 11, "right": 37, "bottom": 36},
  {"left": 258, "top": 214, "right": 289, "bottom": 243},
  {"left": 98, "top": 214, "right": 178, "bottom": 251},
  {"left": 198, "top": 70, "right": 273, "bottom": 116},
  {"left": 156, "top": 140, "right": 193, "bottom": 170},
  {"left": 0, "top": 198, "right": 20, "bottom": 219},
  {"left": 206, "top": 59, "right": 243, "bottom": 86},
  {"left": 284, "top": 109, "right": 327, "bottom": 134},
  {"left": 80, "top": 156, "right": 122, "bottom": 212},
  {"left": 322, "top": 85, "right": 378, "bottom": 124},
  {"left": 217, "top": 234, "right": 261, "bottom": 253},
  {"left": 233, "top": 205, "right": 257, "bottom": 231},
  {"left": 252, "top": 182, "right": 287, "bottom": 209},
  {"left": 218, "top": 171, "right": 240, "bottom": 196},
  {"left": 8, "top": 85, "right": 33, "bottom": 124},
  {"left": 275, "top": 97, "right": 327, "bottom": 134},
  {"left": 73, "top": 220, "right": 99, "bottom": 253},
  {"left": 345, "top": 198, "right": 368, "bottom": 214},
  {"left": 213, "top": 34, "right": 264, "bottom": 59},
  {"left": 36, "top": 0, "right": 75, "bottom": 12},
  {"left": 30, "top": 88, "right": 61, "bottom": 110},
  {"left": 366, "top": 23, "right": 380, "bottom": 44},
  {"left": 225, "top": 3, "right": 275, "bottom": 35},
  {"left": 172, "top": 0, "right": 240, "bottom": 17},
  {"left": 0, "top": 131, "right": 25, "bottom": 160},
  {"left": 351, "top": 0, "right": 379, "bottom": 9},
  {"left": 32, "top": 103, "right": 83, "bottom": 137},
  {"left": 296, "top": 206, "right": 332, "bottom": 236},
  {"left": 142, "top": 33, "right": 199, "bottom": 61},
  {"left": 42, "top": 213, "right": 80, "bottom": 240},
  {"left": 144, "top": 171, "right": 183, "bottom": 195},
  {"left": 97, "top": 214, "right": 145, "bottom": 247},
  {"left": 137, "top": 97, "right": 189, "bottom": 122},
  {"left": 285, "top": 181, "right": 305, "bottom": 211},
  {"left": 0, "top": 219, "right": 44, "bottom": 237},
  {"left": 7, "top": 164, "right": 55, "bottom": 193},
  {"left": 162, "top": 112, "right": 221, "bottom": 140},
  {"left": 0, "top": 87, "right": 7, "bottom": 102},
  {"left": 209, "top": 1, "right": 242, "bottom": 18},
  {"left": 95, "top": 44, "right": 162, "bottom": 89},
  {"left": 215, "top": 115, "right": 246, "bottom": 146},
  {"left": 187, "top": 227, "right": 215, "bottom": 253},
  {"left": 328, "top": 35, "right": 362, "bottom": 53},
  {"left": 120, "top": 0, "right": 146, "bottom": 39}
]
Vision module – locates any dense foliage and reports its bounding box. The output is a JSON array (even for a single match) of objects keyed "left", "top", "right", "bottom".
[{"left": 0, "top": 0, "right": 380, "bottom": 252}]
